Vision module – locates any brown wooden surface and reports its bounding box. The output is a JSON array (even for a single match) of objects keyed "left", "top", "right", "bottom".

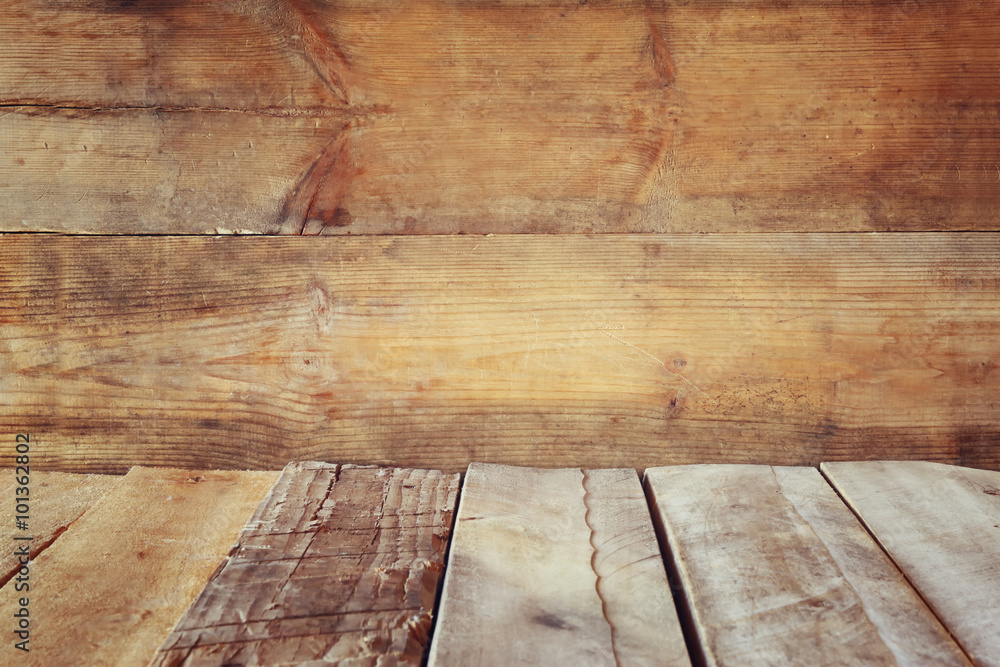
[
  {"left": 822, "top": 461, "right": 1000, "bottom": 667},
  {"left": 645, "top": 464, "right": 971, "bottom": 666},
  {"left": 3, "top": 233, "right": 999, "bottom": 473},
  {"left": 428, "top": 463, "right": 688, "bottom": 666},
  {"left": 1, "top": 0, "right": 998, "bottom": 233},
  {"left": 0, "top": 466, "right": 279, "bottom": 667},
  {"left": 0, "top": 468, "right": 120, "bottom": 586},
  {"left": 151, "top": 462, "right": 460, "bottom": 666}
]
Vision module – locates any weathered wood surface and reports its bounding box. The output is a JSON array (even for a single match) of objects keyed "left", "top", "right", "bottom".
[
  {"left": 3, "top": 234, "right": 999, "bottom": 473},
  {"left": 0, "top": 466, "right": 279, "bottom": 666},
  {"left": 822, "top": 461, "right": 1000, "bottom": 666},
  {"left": 151, "top": 462, "right": 460, "bottom": 666},
  {"left": 645, "top": 464, "right": 971, "bottom": 666},
  {"left": 0, "top": 468, "right": 119, "bottom": 586},
  {"left": 1, "top": 0, "right": 998, "bottom": 233},
  {"left": 428, "top": 463, "right": 688, "bottom": 666}
]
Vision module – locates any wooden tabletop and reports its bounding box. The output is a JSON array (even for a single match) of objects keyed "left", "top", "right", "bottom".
[{"left": 1, "top": 460, "right": 995, "bottom": 666}]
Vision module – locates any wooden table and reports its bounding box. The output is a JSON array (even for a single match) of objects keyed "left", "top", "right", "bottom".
[{"left": 0, "top": 460, "right": 995, "bottom": 666}]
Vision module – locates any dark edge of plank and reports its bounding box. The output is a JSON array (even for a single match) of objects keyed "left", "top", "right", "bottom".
[
  {"left": 422, "top": 467, "right": 464, "bottom": 666},
  {"left": 641, "top": 470, "right": 707, "bottom": 667}
]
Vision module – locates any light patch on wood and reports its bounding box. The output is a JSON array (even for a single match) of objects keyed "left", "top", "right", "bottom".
[
  {"left": 0, "top": 469, "right": 120, "bottom": 587},
  {"left": 822, "top": 461, "right": 1000, "bottom": 666},
  {"left": 0, "top": 466, "right": 279, "bottom": 666},
  {"left": 645, "top": 464, "right": 970, "bottom": 666},
  {"left": 428, "top": 463, "right": 688, "bottom": 666}
]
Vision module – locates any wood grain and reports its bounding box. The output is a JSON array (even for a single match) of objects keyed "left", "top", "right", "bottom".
[
  {"left": 3, "top": 233, "right": 999, "bottom": 473},
  {"left": 0, "top": 468, "right": 120, "bottom": 586},
  {"left": 428, "top": 463, "right": 688, "bottom": 666},
  {"left": 151, "top": 462, "right": 459, "bottom": 666},
  {"left": 822, "top": 461, "right": 1000, "bottom": 666},
  {"left": 645, "top": 464, "right": 971, "bottom": 666},
  {"left": 0, "top": 466, "right": 279, "bottom": 666},
  {"left": 1, "top": 0, "right": 997, "bottom": 233},
  {"left": 0, "top": 108, "right": 347, "bottom": 234}
]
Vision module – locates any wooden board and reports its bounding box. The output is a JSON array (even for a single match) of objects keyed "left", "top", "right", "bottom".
[
  {"left": 0, "top": 108, "right": 345, "bottom": 235},
  {"left": 1, "top": 0, "right": 998, "bottom": 233},
  {"left": 822, "top": 461, "right": 1000, "bottom": 666},
  {"left": 151, "top": 462, "right": 460, "bottom": 666},
  {"left": 3, "top": 233, "right": 999, "bottom": 473},
  {"left": 0, "top": 468, "right": 119, "bottom": 587},
  {"left": 428, "top": 463, "right": 688, "bottom": 666},
  {"left": 0, "top": 466, "right": 279, "bottom": 666},
  {"left": 644, "top": 464, "right": 971, "bottom": 666}
]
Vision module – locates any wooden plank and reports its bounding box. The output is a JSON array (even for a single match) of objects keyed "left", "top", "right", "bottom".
[
  {"left": 151, "top": 462, "right": 460, "bottom": 666},
  {"left": 3, "top": 233, "right": 999, "bottom": 473},
  {"left": 0, "top": 466, "right": 279, "bottom": 666},
  {"left": 821, "top": 461, "right": 1000, "bottom": 666},
  {"left": 0, "top": 468, "right": 120, "bottom": 587},
  {"left": 0, "top": 108, "right": 346, "bottom": 234},
  {"left": 644, "top": 464, "right": 970, "bottom": 666},
  {"left": 1, "top": 0, "right": 998, "bottom": 233},
  {"left": 428, "top": 463, "right": 689, "bottom": 666}
]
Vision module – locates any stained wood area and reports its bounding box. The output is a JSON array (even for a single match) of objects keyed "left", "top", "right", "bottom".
[
  {"left": 644, "top": 464, "right": 970, "bottom": 666},
  {"left": 151, "top": 462, "right": 460, "bottom": 666},
  {"left": 0, "top": 466, "right": 279, "bottom": 667},
  {"left": 822, "top": 461, "right": 1000, "bottom": 666},
  {"left": 3, "top": 233, "right": 999, "bottom": 473},
  {"left": 428, "top": 463, "right": 688, "bottom": 666},
  {"left": 1, "top": 0, "right": 998, "bottom": 233},
  {"left": 0, "top": 469, "right": 119, "bottom": 587}
]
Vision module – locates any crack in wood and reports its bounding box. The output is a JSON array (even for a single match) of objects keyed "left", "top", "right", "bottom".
[
  {"left": 278, "top": 125, "right": 353, "bottom": 235},
  {"left": 0, "top": 102, "right": 361, "bottom": 118}
]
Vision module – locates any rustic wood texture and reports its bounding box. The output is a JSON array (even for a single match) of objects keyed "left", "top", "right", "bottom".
[
  {"left": 0, "top": 468, "right": 119, "bottom": 586},
  {"left": 0, "top": 466, "right": 279, "bottom": 666},
  {"left": 151, "top": 462, "right": 460, "bottom": 666},
  {"left": 645, "top": 464, "right": 971, "bottom": 666},
  {"left": 1, "top": 0, "right": 998, "bottom": 233},
  {"left": 822, "top": 461, "right": 1000, "bottom": 666},
  {"left": 3, "top": 234, "right": 999, "bottom": 473},
  {"left": 428, "top": 463, "right": 689, "bottom": 666}
]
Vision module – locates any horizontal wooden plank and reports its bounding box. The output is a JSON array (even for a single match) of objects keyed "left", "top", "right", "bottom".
[
  {"left": 0, "top": 467, "right": 120, "bottom": 586},
  {"left": 428, "top": 463, "right": 688, "bottom": 666},
  {"left": 821, "top": 461, "right": 1000, "bottom": 666},
  {"left": 152, "top": 462, "right": 460, "bottom": 666},
  {"left": 1, "top": 0, "right": 998, "bottom": 233},
  {"left": 645, "top": 464, "right": 970, "bottom": 666},
  {"left": 0, "top": 466, "right": 279, "bottom": 666},
  {"left": 0, "top": 108, "right": 345, "bottom": 234},
  {"left": 2, "top": 234, "right": 999, "bottom": 472}
]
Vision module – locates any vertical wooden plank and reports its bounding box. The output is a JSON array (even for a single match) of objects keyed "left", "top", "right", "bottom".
[
  {"left": 428, "top": 463, "right": 689, "bottom": 667},
  {"left": 150, "top": 462, "right": 460, "bottom": 666},
  {"left": 0, "top": 466, "right": 279, "bottom": 666},
  {"left": 822, "top": 461, "right": 1000, "bottom": 666},
  {"left": 645, "top": 464, "right": 970, "bottom": 666},
  {"left": 0, "top": 470, "right": 120, "bottom": 586}
]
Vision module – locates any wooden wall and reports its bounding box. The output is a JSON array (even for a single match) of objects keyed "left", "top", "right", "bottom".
[{"left": 1, "top": 0, "right": 998, "bottom": 473}]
